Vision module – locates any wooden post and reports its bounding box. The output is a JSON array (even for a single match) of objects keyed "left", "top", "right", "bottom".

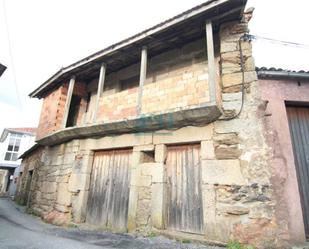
[
  {"left": 137, "top": 46, "right": 147, "bottom": 115},
  {"left": 93, "top": 63, "right": 106, "bottom": 123},
  {"left": 62, "top": 76, "right": 75, "bottom": 128},
  {"left": 206, "top": 21, "right": 216, "bottom": 103}
]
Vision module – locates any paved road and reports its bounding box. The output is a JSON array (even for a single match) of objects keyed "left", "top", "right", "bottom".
[{"left": 0, "top": 198, "right": 223, "bottom": 249}]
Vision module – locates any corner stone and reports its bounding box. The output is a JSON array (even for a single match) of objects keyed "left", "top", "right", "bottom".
[{"left": 201, "top": 160, "right": 246, "bottom": 185}]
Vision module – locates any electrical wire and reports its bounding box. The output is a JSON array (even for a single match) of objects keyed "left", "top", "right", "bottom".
[
  {"left": 2, "top": 0, "right": 22, "bottom": 109},
  {"left": 247, "top": 34, "right": 309, "bottom": 49}
]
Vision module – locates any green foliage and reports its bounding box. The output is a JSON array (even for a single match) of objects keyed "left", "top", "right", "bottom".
[
  {"left": 67, "top": 223, "right": 78, "bottom": 228},
  {"left": 227, "top": 240, "right": 254, "bottom": 249},
  {"left": 181, "top": 239, "right": 192, "bottom": 244},
  {"left": 146, "top": 231, "right": 157, "bottom": 238}
]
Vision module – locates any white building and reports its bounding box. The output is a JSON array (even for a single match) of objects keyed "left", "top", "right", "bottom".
[{"left": 0, "top": 128, "right": 36, "bottom": 196}]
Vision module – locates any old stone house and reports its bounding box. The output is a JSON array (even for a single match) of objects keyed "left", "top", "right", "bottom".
[{"left": 15, "top": 0, "right": 309, "bottom": 248}]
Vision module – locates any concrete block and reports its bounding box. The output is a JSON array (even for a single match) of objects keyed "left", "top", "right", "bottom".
[
  {"left": 155, "top": 144, "right": 167, "bottom": 163},
  {"left": 201, "top": 160, "right": 245, "bottom": 185},
  {"left": 68, "top": 173, "right": 90, "bottom": 193},
  {"left": 201, "top": 140, "right": 215, "bottom": 160},
  {"left": 153, "top": 125, "right": 213, "bottom": 144}
]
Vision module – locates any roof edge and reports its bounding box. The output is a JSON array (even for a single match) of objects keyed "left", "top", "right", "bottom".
[{"left": 30, "top": 0, "right": 245, "bottom": 98}]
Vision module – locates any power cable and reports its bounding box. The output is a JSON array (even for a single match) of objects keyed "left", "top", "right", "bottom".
[
  {"left": 2, "top": 0, "right": 22, "bottom": 109},
  {"left": 247, "top": 34, "right": 309, "bottom": 49}
]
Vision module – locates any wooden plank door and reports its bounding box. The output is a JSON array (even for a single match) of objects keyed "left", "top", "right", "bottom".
[
  {"left": 86, "top": 149, "right": 132, "bottom": 231},
  {"left": 166, "top": 144, "right": 204, "bottom": 234},
  {"left": 287, "top": 106, "right": 309, "bottom": 238}
]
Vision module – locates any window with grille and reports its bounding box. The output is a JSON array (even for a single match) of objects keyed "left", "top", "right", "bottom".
[{"left": 4, "top": 133, "right": 22, "bottom": 161}]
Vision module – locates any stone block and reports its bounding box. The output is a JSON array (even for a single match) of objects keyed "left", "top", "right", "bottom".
[
  {"left": 222, "top": 92, "right": 242, "bottom": 102},
  {"left": 215, "top": 145, "right": 242, "bottom": 159},
  {"left": 56, "top": 183, "right": 71, "bottom": 206},
  {"left": 217, "top": 204, "right": 249, "bottom": 215},
  {"left": 41, "top": 182, "right": 57, "bottom": 194},
  {"left": 68, "top": 173, "right": 90, "bottom": 193},
  {"left": 73, "top": 153, "right": 93, "bottom": 174},
  {"left": 221, "top": 41, "right": 238, "bottom": 53},
  {"left": 130, "top": 167, "right": 141, "bottom": 186},
  {"left": 202, "top": 184, "right": 216, "bottom": 227},
  {"left": 133, "top": 144, "right": 155, "bottom": 152},
  {"left": 201, "top": 160, "right": 245, "bottom": 185},
  {"left": 222, "top": 73, "right": 242, "bottom": 88},
  {"left": 151, "top": 163, "right": 165, "bottom": 183},
  {"left": 151, "top": 183, "right": 165, "bottom": 229},
  {"left": 153, "top": 125, "right": 213, "bottom": 144},
  {"left": 54, "top": 204, "right": 70, "bottom": 213},
  {"left": 213, "top": 133, "right": 239, "bottom": 145},
  {"left": 87, "top": 133, "right": 153, "bottom": 151},
  {"left": 222, "top": 100, "right": 242, "bottom": 112},
  {"left": 127, "top": 185, "right": 138, "bottom": 231},
  {"left": 201, "top": 140, "right": 215, "bottom": 160},
  {"left": 215, "top": 119, "right": 250, "bottom": 134},
  {"left": 137, "top": 176, "right": 152, "bottom": 187},
  {"left": 136, "top": 199, "right": 151, "bottom": 226},
  {"left": 155, "top": 144, "right": 167, "bottom": 163},
  {"left": 138, "top": 187, "right": 151, "bottom": 200},
  {"left": 71, "top": 190, "right": 89, "bottom": 223}
]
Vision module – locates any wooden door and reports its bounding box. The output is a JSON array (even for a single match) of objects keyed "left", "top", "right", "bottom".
[
  {"left": 287, "top": 106, "right": 309, "bottom": 238},
  {"left": 86, "top": 149, "right": 132, "bottom": 231},
  {"left": 166, "top": 144, "right": 204, "bottom": 234}
]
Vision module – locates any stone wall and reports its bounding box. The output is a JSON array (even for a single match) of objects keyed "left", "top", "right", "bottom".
[{"left": 0, "top": 169, "right": 8, "bottom": 195}]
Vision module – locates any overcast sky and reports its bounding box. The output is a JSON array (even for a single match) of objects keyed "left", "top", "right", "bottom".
[{"left": 0, "top": 0, "right": 309, "bottom": 133}]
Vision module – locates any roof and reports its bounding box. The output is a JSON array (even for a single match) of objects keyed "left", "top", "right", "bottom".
[
  {"left": 0, "top": 127, "right": 37, "bottom": 142},
  {"left": 19, "top": 143, "right": 41, "bottom": 160},
  {"left": 257, "top": 67, "right": 309, "bottom": 80},
  {"left": 0, "top": 63, "right": 7, "bottom": 77},
  {"left": 30, "top": 0, "right": 247, "bottom": 98}
]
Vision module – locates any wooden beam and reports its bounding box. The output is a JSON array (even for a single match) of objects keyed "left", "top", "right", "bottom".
[
  {"left": 206, "top": 21, "right": 216, "bottom": 103},
  {"left": 62, "top": 76, "right": 75, "bottom": 128},
  {"left": 137, "top": 46, "right": 147, "bottom": 114},
  {"left": 93, "top": 63, "right": 106, "bottom": 123}
]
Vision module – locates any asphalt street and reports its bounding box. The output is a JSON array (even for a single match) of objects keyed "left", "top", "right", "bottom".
[{"left": 0, "top": 198, "right": 223, "bottom": 249}]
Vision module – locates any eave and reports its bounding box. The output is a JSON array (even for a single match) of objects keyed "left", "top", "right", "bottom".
[{"left": 29, "top": 0, "right": 246, "bottom": 99}]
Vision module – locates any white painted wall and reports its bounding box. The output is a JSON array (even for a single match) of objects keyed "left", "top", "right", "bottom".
[{"left": 0, "top": 132, "right": 36, "bottom": 166}]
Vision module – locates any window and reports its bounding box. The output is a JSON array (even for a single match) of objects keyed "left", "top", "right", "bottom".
[
  {"left": 5, "top": 133, "right": 22, "bottom": 161},
  {"left": 120, "top": 75, "right": 139, "bottom": 91}
]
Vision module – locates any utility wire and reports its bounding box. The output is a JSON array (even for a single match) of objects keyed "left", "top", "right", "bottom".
[
  {"left": 2, "top": 0, "right": 22, "bottom": 109},
  {"left": 246, "top": 34, "right": 309, "bottom": 49}
]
